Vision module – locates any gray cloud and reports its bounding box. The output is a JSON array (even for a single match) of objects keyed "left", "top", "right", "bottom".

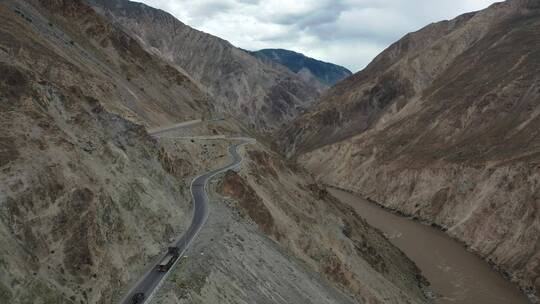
[
  {"left": 190, "top": 1, "right": 235, "bottom": 18},
  {"left": 138, "top": 0, "right": 500, "bottom": 72}
]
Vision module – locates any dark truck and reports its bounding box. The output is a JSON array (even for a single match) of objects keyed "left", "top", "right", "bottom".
[
  {"left": 156, "top": 247, "right": 180, "bottom": 272},
  {"left": 131, "top": 292, "right": 145, "bottom": 304}
]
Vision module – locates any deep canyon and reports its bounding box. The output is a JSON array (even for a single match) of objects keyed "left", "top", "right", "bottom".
[{"left": 0, "top": 0, "right": 538, "bottom": 303}]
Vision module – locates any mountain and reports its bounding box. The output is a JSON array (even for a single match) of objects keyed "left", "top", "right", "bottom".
[
  {"left": 0, "top": 0, "right": 430, "bottom": 303},
  {"left": 87, "top": 0, "right": 324, "bottom": 135},
  {"left": 283, "top": 0, "right": 540, "bottom": 298},
  {"left": 249, "top": 48, "right": 353, "bottom": 86},
  {"left": 0, "top": 0, "right": 217, "bottom": 302}
]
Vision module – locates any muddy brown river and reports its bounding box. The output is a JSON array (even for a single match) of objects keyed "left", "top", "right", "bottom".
[{"left": 330, "top": 188, "right": 531, "bottom": 304}]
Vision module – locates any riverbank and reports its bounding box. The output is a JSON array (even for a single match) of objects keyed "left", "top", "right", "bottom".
[{"left": 328, "top": 186, "right": 532, "bottom": 304}]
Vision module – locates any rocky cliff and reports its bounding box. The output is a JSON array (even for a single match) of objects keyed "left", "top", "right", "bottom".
[
  {"left": 288, "top": 0, "right": 540, "bottom": 299},
  {"left": 250, "top": 48, "right": 353, "bottom": 86},
  {"left": 87, "top": 0, "right": 323, "bottom": 135}
]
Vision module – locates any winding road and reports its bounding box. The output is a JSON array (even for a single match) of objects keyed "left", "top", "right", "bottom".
[{"left": 119, "top": 130, "right": 253, "bottom": 304}]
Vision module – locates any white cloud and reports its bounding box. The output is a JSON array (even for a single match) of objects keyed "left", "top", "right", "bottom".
[{"left": 137, "top": 0, "right": 501, "bottom": 72}]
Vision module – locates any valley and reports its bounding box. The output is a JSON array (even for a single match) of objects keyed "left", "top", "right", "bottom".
[
  {"left": 119, "top": 127, "right": 254, "bottom": 304},
  {"left": 289, "top": 0, "right": 540, "bottom": 300},
  {"left": 0, "top": 0, "right": 538, "bottom": 303},
  {"left": 332, "top": 188, "right": 531, "bottom": 304}
]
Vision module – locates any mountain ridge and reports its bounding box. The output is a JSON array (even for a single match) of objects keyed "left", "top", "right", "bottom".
[
  {"left": 284, "top": 0, "right": 540, "bottom": 298},
  {"left": 249, "top": 48, "right": 353, "bottom": 86},
  {"left": 88, "top": 0, "right": 325, "bottom": 135}
]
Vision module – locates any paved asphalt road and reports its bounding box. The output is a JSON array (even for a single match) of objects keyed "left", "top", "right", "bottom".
[
  {"left": 119, "top": 137, "right": 253, "bottom": 304},
  {"left": 148, "top": 119, "right": 203, "bottom": 137}
]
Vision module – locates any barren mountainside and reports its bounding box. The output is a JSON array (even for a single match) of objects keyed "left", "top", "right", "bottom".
[
  {"left": 0, "top": 0, "right": 214, "bottom": 301},
  {"left": 88, "top": 0, "right": 324, "bottom": 135},
  {"left": 152, "top": 144, "right": 431, "bottom": 304},
  {"left": 287, "top": 0, "right": 540, "bottom": 299}
]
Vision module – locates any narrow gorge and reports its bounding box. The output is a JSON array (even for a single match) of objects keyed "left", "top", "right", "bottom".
[{"left": 0, "top": 0, "right": 538, "bottom": 303}]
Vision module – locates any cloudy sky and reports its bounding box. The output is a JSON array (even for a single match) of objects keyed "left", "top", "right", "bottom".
[{"left": 137, "top": 0, "right": 500, "bottom": 72}]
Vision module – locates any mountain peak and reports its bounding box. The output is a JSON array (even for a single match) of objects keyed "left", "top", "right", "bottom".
[{"left": 249, "top": 48, "right": 352, "bottom": 86}]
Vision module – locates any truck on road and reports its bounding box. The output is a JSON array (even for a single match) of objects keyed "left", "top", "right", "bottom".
[
  {"left": 156, "top": 247, "right": 180, "bottom": 272},
  {"left": 131, "top": 292, "right": 145, "bottom": 304}
]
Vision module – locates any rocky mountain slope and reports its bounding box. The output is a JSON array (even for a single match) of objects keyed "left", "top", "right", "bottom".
[
  {"left": 285, "top": 0, "right": 540, "bottom": 300},
  {"left": 249, "top": 48, "right": 353, "bottom": 86},
  {"left": 87, "top": 0, "right": 324, "bottom": 135},
  {"left": 0, "top": 0, "right": 216, "bottom": 301},
  {"left": 12, "top": 0, "right": 212, "bottom": 128},
  {"left": 154, "top": 139, "right": 430, "bottom": 304},
  {"left": 0, "top": 0, "right": 432, "bottom": 303}
]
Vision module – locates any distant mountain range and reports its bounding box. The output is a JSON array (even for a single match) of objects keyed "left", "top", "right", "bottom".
[{"left": 249, "top": 49, "right": 353, "bottom": 86}]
